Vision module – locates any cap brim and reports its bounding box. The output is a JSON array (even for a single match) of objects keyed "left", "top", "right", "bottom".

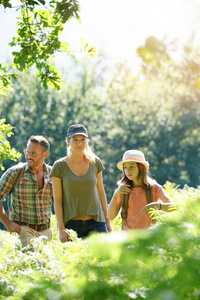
[{"left": 68, "top": 132, "right": 88, "bottom": 138}]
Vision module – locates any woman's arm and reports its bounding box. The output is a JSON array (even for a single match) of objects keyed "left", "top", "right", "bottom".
[
  {"left": 108, "top": 184, "right": 131, "bottom": 220},
  {"left": 52, "top": 177, "right": 70, "bottom": 242},
  {"left": 96, "top": 171, "right": 112, "bottom": 232}
]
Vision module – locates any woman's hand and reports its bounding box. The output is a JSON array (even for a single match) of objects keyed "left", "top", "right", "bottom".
[
  {"left": 59, "top": 229, "right": 71, "bottom": 243},
  {"left": 140, "top": 202, "right": 160, "bottom": 215},
  {"left": 106, "top": 217, "right": 112, "bottom": 232}
]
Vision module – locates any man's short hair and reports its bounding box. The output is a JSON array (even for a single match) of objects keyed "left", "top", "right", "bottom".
[{"left": 27, "top": 135, "right": 50, "bottom": 152}]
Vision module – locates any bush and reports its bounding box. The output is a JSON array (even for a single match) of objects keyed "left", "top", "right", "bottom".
[{"left": 0, "top": 184, "right": 200, "bottom": 299}]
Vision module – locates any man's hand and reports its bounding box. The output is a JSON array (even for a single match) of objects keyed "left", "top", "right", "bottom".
[
  {"left": 7, "top": 221, "right": 21, "bottom": 234},
  {"left": 0, "top": 203, "right": 21, "bottom": 234}
]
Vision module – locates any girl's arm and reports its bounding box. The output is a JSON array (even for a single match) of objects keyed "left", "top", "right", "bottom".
[
  {"left": 158, "top": 187, "right": 171, "bottom": 203},
  {"left": 157, "top": 187, "right": 177, "bottom": 212},
  {"left": 141, "top": 187, "right": 177, "bottom": 215},
  {"left": 96, "top": 171, "right": 112, "bottom": 232},
  {"left": 108, "top": 184, "right": 130, "bottom": 220},
  {"left": 52, "top": 177, "right": 71, "bottom": 242}
]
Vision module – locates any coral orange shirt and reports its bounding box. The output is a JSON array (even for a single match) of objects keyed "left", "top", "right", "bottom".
[{"left": 117, "top": 184, "right": 164, "bottom": 229}]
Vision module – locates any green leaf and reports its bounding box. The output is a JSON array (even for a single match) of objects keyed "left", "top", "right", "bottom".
[{"left": 195, "top": 78, "right": 200, "bottom": 89}]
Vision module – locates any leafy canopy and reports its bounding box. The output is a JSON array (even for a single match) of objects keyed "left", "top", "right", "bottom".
[{"left": 0, "top": 0, "right": 96, "bottom": 93}]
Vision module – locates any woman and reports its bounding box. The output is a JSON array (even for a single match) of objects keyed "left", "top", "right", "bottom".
[
  {"left": 108, "top": 149, "right": 176, "bottom": 230},
  {"left": 51, "top": 124, "right": 112, "bottom": 242}
]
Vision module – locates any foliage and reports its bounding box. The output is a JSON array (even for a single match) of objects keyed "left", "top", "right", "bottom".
[
  {"left": 0, "top": 38, "right": 200, "bottom": 200},
  {"left": 0, "top": 185, "right": 200, "bottom": 299},
  {"left": 0, "top": 118, "right": 21, "bottom": 170},
  {"left": 0, "top": 55, "right": 110, "bottom": 170},
  {"left": 137, "top": 36, "right": 171, "bottom": 67},
  {"left": 105, "top": 37, "right": 200, "bottom": 191},
  {"left": 0, "top": 0, "right": 96, "bottom": 92},
  {"left": 0, "top": 63, "right": 18, "bottom": 96}
]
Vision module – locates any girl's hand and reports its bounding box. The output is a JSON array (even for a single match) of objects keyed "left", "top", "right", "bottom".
[
  {"left": 140, "top": 202, "right": 160, "bottom": 215},
  {"left": 108, "top": 184, "right": 131, "bottom": 221},
  {"left": 114, "top": 184, "right": 131, "bottom": 198},
  {"left": 59, "top": 229, "right": 71, "bottom": 243}
]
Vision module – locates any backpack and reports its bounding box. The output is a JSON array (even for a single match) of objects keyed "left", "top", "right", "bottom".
[{"left": 121, "top": 187, "right": 153, "bottom": 230}]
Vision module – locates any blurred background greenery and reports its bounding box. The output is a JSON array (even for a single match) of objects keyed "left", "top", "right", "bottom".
[{"left": 1, "top": 36, "right": 200, "bottom": 202}]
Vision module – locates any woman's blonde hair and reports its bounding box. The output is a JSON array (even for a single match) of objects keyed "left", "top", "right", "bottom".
[
  {"left": 118, "top": 162, "right": 156, "bottom": 189},
  {"left": 66, "top": 138, "right": 96, "bottom": 164}
]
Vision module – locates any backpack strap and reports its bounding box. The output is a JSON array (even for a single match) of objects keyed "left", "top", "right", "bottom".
[
  {"left": 121, "top": 193, "right": 130, "bottom": 230},
  {"left": 9, "top": 163, "right": 26, "bottom": 194},
  {"left": 145, "top": 187, "right": 153, "bottom": 204},
  {"left": 45, "top": 164, "right": 52, "bottom": 174}
]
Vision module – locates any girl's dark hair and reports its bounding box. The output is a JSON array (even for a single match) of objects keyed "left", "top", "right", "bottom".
[{"left": 118, "top": 162, "right": 155, "bottom": 189}]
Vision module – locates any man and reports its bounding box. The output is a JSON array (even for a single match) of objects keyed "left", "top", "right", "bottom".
[{"left": 0, "top": 135, "right": 53, "bottom": 247}]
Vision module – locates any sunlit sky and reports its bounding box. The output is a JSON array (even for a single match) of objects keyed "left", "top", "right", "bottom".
[{"left": 0, "top": 0, "right": 200, "bottom": 67}]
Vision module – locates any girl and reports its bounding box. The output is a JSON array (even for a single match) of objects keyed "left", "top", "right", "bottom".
[
  {"left": 108, "top": 150, "right": 175, "bottom": 230},
  {"left": 50, "top": 124, "right": 112, "bottom": 242}
]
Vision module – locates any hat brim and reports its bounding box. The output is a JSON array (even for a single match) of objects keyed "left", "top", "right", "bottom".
[
  {"left": 67, "top": 132, "right": 88, "bottom": 138},
  {"left": 117, "top": 159, "right": 149, "bottom": 171}
]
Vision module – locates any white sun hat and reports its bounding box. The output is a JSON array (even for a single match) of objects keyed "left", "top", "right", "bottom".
[{"left": 117, "top": 150, "right": 149, "bottom": 171}]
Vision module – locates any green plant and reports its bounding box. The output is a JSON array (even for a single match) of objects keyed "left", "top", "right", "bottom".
[
  {"left": 0, "top": 118, "right": 21, "bottom": 170},
  {"left": 0, "top": 185, "right": 200, "bottom": 299}
]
